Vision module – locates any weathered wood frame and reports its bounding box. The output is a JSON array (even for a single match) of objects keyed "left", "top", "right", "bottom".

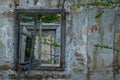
[
  {"left": 21, "top": 23, "right": 60, "bottom": 66},
  {"left": 14, "top": 9, "right": 66, "bottom": 71}
]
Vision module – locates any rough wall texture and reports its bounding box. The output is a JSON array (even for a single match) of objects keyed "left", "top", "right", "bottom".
[
  {"left": 0, "top": 0, "right": 120, "bottom": 80},
  {"left": 0, "top": 0, "right": 14, "bottom": 80},
  {"left": 114, "top": 10, "right": 120, "bottom": 80},
  {"left": 87, "top": 8, "right": 115, "bottom": 80}
]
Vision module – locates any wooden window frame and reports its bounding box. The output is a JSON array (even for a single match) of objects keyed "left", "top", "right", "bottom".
[{"left": 14, "top": 9, "right": 66, "bottom": 71}]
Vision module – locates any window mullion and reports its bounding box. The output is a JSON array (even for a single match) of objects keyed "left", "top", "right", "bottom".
[{"left": 38, "top": 15, "right": 42, "bottom": 64}]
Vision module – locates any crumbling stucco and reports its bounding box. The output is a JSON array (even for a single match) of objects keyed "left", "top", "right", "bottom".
[{"left": 0, "top": 0, "right": 120, "bottom": 80}]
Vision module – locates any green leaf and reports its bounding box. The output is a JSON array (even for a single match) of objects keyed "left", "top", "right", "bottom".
[
  {"left": 95, "top": 10, "right": 104, "bottom": 19},
  {"left": 77, "top": 3, "right": 85, "bottom": 8}
]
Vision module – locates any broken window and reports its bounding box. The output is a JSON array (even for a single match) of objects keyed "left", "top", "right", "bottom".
[{"left": 14, "top": 9, "right": 66, "bottom": 71}]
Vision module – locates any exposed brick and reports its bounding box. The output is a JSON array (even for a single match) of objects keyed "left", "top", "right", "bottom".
[
  {"left": 0, "top": 65, "right": 13, "bottom": 71},
  {"left": 90, "top": 23, "right": 99, "bottom": 32},
  {"left": 2, "top": 12, "right": 13, "bottom": 18},
  {"left": 74, "top": 52, "right": 83, "bottom": 58}
]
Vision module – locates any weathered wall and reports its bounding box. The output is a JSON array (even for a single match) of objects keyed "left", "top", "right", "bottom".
[
  {"left": 0, "top": 0, "right": 14, "bottom": 79},
  {"left": 114, "top": 9, "right": 120, "bottom": 80},
  {"left": 87, "top": 8, "right": 115, "bottom": 80},
  {"left": 0, "top": 0, "right": 120, "bottom": 80}
]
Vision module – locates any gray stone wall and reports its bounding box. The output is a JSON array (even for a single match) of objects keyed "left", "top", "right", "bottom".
[
  {"left": 0, "top": 0, "right": 120, "bottom": 80},
  {"left": 0, "top": 0, "right": 14, "bottom": 80},
  {"left": 114, "top": 9, "right": 120, "bottom": 80},
  {"left": 87, "top": 8, "right": 115, "bottom": 80}
]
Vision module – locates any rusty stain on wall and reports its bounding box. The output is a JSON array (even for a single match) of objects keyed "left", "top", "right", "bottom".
[{"left": 90, "top": 23, "right": 99, "bottom": 32}]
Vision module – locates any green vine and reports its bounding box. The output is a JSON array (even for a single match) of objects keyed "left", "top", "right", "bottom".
[
  {"left": 43, "top": 38, "right": 60, "bottom": 47},
  {"left": 20, "top": 13, "right": 60, "bottom": 23},
  {"left": 77, "top": 0, "right": 120, "bottom": 18},
  {"left": 42, "top": 14, "right": 60, "bottom": 23},
  {"left": 94, "top": 44, "right": 120, "bottom": 52},
  {"left": 95, "top": 10, "right": 104, "bottom": 18},
  {"left": 76, "top": 0, "right": 119, "bottom": 8}
]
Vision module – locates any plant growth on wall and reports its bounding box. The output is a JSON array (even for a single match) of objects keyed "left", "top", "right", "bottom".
[
  {"left": 77, "top": 0, "right": 120, "bottom": 18},
  {"left": 76, "top": 0, "right": 120, "bottom": 52},
  {"left": 94, "top": 44, "right": 120, "bottom": 52},
  {"left": 77, "top": 0, "right": 120, "bottom": 8},
  {"left": 20, "top": 13, "right": 60, "bottom": 23}
]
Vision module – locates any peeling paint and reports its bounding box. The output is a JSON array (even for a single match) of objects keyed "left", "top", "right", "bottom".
[{"left": 0, "top": 0, "right": 120, "bottom": 80}]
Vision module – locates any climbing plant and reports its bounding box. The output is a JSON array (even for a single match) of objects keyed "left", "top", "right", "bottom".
[
  {"left": 77, "top": 0, "right": 120, "bottom": 18},
  {"left": 76, "top": 0, "right": 120, "bottom": 52},
  {"left": 19, "top": 13, "right": 61, "bottom": 61},
  {"left": 77, "top": 0, "right": 120, "bottom": 8},
  {"left": 42, "top": 14, "right": 61, "bottom": 23},
  {"left": 20, "top": 13, "right": 60, "bottom": 23},
  {"left": 94, "top": 44, "right": 120, "bottom": 52}
]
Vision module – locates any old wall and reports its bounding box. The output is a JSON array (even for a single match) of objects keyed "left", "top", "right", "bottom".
[
  {"left": 114, "top": 9, "right": 120, "bottom": 80},
  {"left": 0, "top": 0, "right": 120, "bottom": 80},
  {"left": 87, "top": 8, "right": 115, "bottom": 80},
  {"left": 0, "top": 0, "right": 14, "bottom": 80},
  {"left": 71, "top": 7, "right": 115, "bottom": 80}
]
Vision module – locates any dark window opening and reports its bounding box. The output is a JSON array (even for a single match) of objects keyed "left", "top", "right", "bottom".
[{"left": 14, "top": 9, "right": 66, "bottom": 71}]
